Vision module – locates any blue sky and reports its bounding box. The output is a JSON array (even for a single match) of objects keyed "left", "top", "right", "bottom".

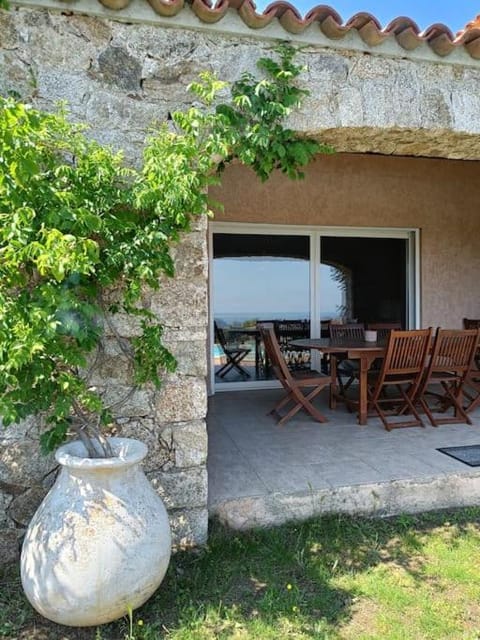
[
  {"left": 214, "top": 260, "right": 343, "bottom": 318},
  {"left": 254, "top": 0, "right": 476, "bottom": 33}
]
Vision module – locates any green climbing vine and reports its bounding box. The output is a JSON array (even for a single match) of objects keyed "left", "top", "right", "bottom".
[{"left": 0, "top": 45, "right": 333, "bottom": 456}]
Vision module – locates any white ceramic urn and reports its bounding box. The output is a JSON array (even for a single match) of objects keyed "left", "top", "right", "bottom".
[{"left": 21, "top": 437, "right": 171, "bottom": 627}]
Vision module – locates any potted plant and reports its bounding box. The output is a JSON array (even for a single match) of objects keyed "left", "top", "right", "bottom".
[{"left": 0, "top": 46, "right": 328, "bottom": 626}]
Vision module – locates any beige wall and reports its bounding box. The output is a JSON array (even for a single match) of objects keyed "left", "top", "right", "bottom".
[{"left": 210, "top": 153, "right": 480, "bottom": 329}]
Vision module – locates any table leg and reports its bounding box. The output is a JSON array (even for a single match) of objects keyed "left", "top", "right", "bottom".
[
  {"left": 329, "top": 355, "right": 337, "bottom": 410},
  {"left": 358, "top": 356, "right": 369, "bottom": 425},
  {"left": 255, "top": 334, "right": 261, "bottom": 375}
]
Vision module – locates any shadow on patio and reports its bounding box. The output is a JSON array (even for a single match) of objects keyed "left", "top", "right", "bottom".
[{"left": 207, "top": 389, "right": 480, "bottom": 529}]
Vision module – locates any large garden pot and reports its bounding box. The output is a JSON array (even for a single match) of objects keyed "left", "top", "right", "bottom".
[{"left": 21, "top": 437, "right": 171, "bottom": 627}]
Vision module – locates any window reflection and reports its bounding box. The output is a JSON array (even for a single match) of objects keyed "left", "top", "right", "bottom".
[{"left": 213, "top": 234, "right": 310, "bottom": 383}]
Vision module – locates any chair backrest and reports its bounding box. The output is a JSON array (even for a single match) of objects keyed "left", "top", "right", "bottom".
[
  {"left": 426, "top": 328, "right": 480, "bottom": 376},
  {"left": 367, "top": 322, "right": 403, "bottom": 341},
  {"left": 258, "top": 323, "right": 293, "bottom": 386},
  {"left": 380, "top": 329, "right": 432, "bottom": 377},
  {"left": 276, "top": 319, "right": 309, "bottom": 336},
  {"left": 463, "top": 318, "right": 480, "bottom": 330},
  {"left": 329, "top": 323, "right": 365, "bottom": 341},
  {"left": 214, "top": 321, "right": 227, "bottom": 350},
  {"left": 275, "top": 319, "right": 310, "bottom": 349}
]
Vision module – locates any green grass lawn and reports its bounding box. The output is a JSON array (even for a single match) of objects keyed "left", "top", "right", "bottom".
[{"left": 2, "top": 509, "right": 480, "bottom": 639}]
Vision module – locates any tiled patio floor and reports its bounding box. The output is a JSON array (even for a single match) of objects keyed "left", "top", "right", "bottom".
[{"left": 207, "top": 389, "right": 480, "bottom": 529}]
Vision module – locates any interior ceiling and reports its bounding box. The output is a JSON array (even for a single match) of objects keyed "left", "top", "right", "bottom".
[{"left": 213, "top": 234, "right": 406, "bottom": 264}]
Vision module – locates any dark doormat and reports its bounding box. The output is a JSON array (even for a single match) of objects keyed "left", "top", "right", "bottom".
[{"left": 437, "top": 445, "right": 480, "bottom": 467}]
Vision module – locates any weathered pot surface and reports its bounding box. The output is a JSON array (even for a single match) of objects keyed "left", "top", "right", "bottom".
[{"left": 21, "top": 437, "right": 171, "bottom": 627}]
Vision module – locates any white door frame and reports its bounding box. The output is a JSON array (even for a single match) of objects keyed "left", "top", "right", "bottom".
[{"left": 208, "top": 222, "right": 420, "bottom": 394}]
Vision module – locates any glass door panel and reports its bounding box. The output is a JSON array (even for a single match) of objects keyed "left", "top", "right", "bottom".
[
  {"left": 213, "top": 233, "right": 310, "bottom": 386},
  {"left": 319, "top": 236, "right": 408, "bottom": 330}
]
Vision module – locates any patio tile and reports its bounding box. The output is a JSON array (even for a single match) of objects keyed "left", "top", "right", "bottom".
[
  {"left": 207, "top": 458, "right": 268, "bottom": 504},
  {"left": 367, "top": 454, "right": 452, "bottom": 481},
  {"left": 313, "top": 459, "right": 385, "bottom": 487},
  {"left": 413, "top": 448, "right": 480, "bottom": 474},
  {"left": 249, "top": 447, "right": 358, "bottom": 475},
  {"left": 207, "top": 390, "right": 480, "bottom": 520},
  {"left": 252, "top": 463, "right": 333, "bottom": 493}
]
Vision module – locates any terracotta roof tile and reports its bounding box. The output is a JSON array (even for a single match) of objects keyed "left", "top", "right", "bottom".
[
  {"left": 93, "top": 0, "right": 480, "bottom": 60},
  {"left": 458, "top": 15, "right": 480, "bottom": 36}
]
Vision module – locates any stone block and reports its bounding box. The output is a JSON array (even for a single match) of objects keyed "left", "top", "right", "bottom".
[
  {"left": 0, "top": 489, "right": 13, "bottom": 528},
  {"left": 170, "top": 232, "right": 208, "bottom": 280},
  {"left": 102, "top": 385, "right": 155, "bottom": 418},
  {"left": 161, "top": 421, "right": 208, "bottom": 468},
  {"left": 165, "top": 340, "right": 207, "bottom": 378},
  {"left": 93, "top": 45, "right": 142, "bottom": 92},
  {"left": 8, "top": 486, "right": 47, "bottom": 527},
  {"left": 101, "top": 313, "right": 144, "bottom": 338},
  {"left": 0, "top": 529, "right": 23, "bottom": 566},
  {"left": 150, "top": 278, "right": 208, "bottom": 328},
  {"left": 0, "top": 440, "right": 56, "bottom": 487},
  {"left": 87, "top": 352, "right": 133, "bottom": 386},
  {"left": 0, "top": 51, "right": 36, "bottom": 100},
  {"left": 148, "top": 467, "right": 208, "bottom": 510},
  {"left": 418, "top": 89, "right": 452, "bottom": 129},
  {"left": 114, "top": 419, "right": 176, "bottom": 472},
  {"left": 0, "top": 12, "right": 19, "bottom": 48},
  {"left": 155, "top": 378, "right": 207, "bottom": 423},
  {"left": 162, "top": 327, "right": 207, "bottom": 342},
  {"left": 189, "top": 216, "right": 208, "bottom": 234},
  {"left": 169, "top": 507, "right": 209, "bottom": 548}
]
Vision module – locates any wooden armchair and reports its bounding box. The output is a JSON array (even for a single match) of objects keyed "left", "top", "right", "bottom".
[
  {"left": 367, "top": 329, "right": 431, "bottom": 430},
  {"left": 257, "top": 323, "right": 331, "bottom": 426},
  {"left": 416, "top": 328, "right": 480, "bottom": 426}
]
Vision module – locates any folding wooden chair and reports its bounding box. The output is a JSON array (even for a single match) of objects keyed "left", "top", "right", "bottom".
[
  {"left": 329, "top": 323, "right": 365, "bottom": 410},
  {"left": 416, "top": 328, "right": 480, "bottom": 426},
  {"left": 367, "top": 329, "right": 431, "bottom": 431},
  {"left": 464, "top": 319, "right": 480, "bottom": 370},
  {"left": 462, "top": 319, "right": 480, "bottom": 413},
  {"left": 214, "top": 322, "right": 251, "bottom": 378},
  {"left": 464, "top": 366, "right": 480, "bottom": 414},
  {"left": 258, "top": 323, "right": 331, "bottom": 426}
]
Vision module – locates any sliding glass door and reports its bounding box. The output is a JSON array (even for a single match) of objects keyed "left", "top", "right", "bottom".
[
  {"left": 212, "top": 233, "right": 310, "bottom": 386},
  {"left": 210, "top": 224, "right": 418, "bottom": 391},
  {"left": 319, "top": 236, "right": 408, "bottom": 327}
]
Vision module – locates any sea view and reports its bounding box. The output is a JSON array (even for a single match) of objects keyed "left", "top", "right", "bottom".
[{"left": 216, "top": 311, "right": 338, "bottom": 327}]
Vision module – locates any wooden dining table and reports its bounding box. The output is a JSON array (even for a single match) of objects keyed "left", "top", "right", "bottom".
[{"left": 290, "top": 338, "right": 387, "bottom": 425}]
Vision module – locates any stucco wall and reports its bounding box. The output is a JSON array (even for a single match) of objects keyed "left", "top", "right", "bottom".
[{"left": 211, "top": 153, "right": 480, "bottom": 328}]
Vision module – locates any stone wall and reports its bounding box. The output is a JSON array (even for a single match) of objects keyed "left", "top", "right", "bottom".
[
  {"left": 0, "top": 5, "right": 216, "bottom": 555},
  {"left": 2, "top": 1, "right": 480, "bottom": 561},
  {"left": 3, "top": 4, "right": 480, "bottom": 162},
  {"left": 0, "top": 215, "right": 209, "bottom": 560}
]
